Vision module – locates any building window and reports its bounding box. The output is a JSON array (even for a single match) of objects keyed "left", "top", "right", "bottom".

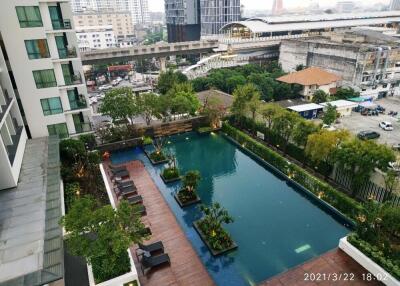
[
  {"left": 33, "top": 69, "right": 57, "bottom": 88},
  {"left": 24, "top": 39, "right": 50, "bottom": 59},
  {"left": 16, "top": 6, "right": 43, "bottom": 28},
  {"left": 47, "top": 123, "right": 68, "bottom": 139},
  {"left": 40, "top": 97, "right": 63, "bottom": 115}
]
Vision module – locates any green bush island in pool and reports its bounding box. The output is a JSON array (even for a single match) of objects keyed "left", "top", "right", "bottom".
[
  {"left": 149, "top": 151, "right": 167, "bottom": 163},
  {"left": 196, "top": 203, "right": 235, "bottom": 253},
  {"left": 162, "top": 167, "right": 180, "bottom": 180},
  {"left": 177, "top": 171, "right": 201, "bottom": 205}
]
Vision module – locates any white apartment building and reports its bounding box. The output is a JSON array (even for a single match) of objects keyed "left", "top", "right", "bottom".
[
  {"left": 70, "top": 0, "right": 150, "bottom": 25},
  {"left": 77, "top": 25, "right": 116, "bottom": 51},
  {"left": 0, "top": 0, "right": 93, "bottom": 139},
  {"left": 0, "top": 46, "right": 27, "bottom": 190},
  {"left": 73, "top": 10, "right": 134, "bottom": 42}
]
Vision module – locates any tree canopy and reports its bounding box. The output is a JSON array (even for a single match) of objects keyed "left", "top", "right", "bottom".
[
  {"left": 312, "top": 89, "right": 328, "bottom": 103},
  {"left": 157, "top": 69, "right": 188, "bottom": 95}
]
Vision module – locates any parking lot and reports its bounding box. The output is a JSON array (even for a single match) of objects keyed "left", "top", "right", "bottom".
[{"left": 336, "top": 96, "right": 400, "bottom": 146}]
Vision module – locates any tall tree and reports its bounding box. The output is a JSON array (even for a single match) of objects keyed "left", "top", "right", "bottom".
[
  {"left": 335, "top": 139, "right": 395, "bottom": 197},
  {"left": 292, "top": 119, "right": 320, "bottom": 147},
  {"left": 137, "top": 92, "right": 162, "bottom": 125},
  {"left": 334, "top": 87, "right": 360, "bottom": 100},
  {"left": 231, "top": 83, "right": 261, "bottom": 120},
  {"left": 157, "top": 70, "right": 187, "bottom": 95},
  {"left": 272, "top": 110, "right": 301, "bottom": 148},
  {"left": 260, "top": 104, "right": 284, "bottom": 129},
  {"left": 312, "top": 89, "right": 328, "bottom": 103},
  {"left": 99, "top": 87, "right": 138, "bottom": 126},
  {"left": 323, "top": 103, "right": 338, "bottom": 126}
]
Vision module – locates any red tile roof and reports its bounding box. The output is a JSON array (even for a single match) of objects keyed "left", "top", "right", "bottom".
[{"left": 277, "top": 67, "right": 341, "bottom": 86}]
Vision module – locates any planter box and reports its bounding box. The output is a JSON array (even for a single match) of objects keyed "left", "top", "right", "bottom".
[
  {"left": 339, "top": 237, "right": 399, "bottom": 286},
  {"left": 193, "top": 221, "right": 238, "bottom": 256},
  {"left": 87, "top": 250, "right": 140, "bottom": 286},
  {"left": 174, "top": 192, "right": 201, "bottom": 207},
  {"left": 143, "top": 150, "right": 169, "bottom": 165},
  {"left": 160, "top": 173, "right": 181, "bottom": 184}
]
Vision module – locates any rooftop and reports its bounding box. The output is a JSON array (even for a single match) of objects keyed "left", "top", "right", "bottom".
[
  {"left": 320, "top": 100, "right": 358, "bottom": 108},
  {"left": 221, "top": 11, "right": 400, "bottom": 34},
  {"left": 288, "top": 103, "right": 323, "bottom": 112},
  {"left": 277, "top": 67, "right": 341, "bottom": 86},
  {"left": 0, "top": 137, "right": 63, "bottom": 286}
]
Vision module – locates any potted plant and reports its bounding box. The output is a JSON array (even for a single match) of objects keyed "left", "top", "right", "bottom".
[
  {"left": 142, "top": 136, "right": 153, "bottom": 146},
  {"left": 174, "top": 171, "right": 201, "bottom": 207},
  {"left": 160, "top": 154, "right": 181, "bottom": 183},
  {"left": 193, "top": 202, "right": 237, "bottom": 256},
  {"left": 146, "top": 138, "right": 169, "bottom": 165}
]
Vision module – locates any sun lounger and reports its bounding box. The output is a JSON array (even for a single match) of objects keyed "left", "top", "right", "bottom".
[
  {"left": 140, "top": 253, "right": 170, "bottom": 274},
  {"left": 127, "top": 195, "right": 143, "bottom": 205},
  {"left": 110, "top": 169, "right": 129, "bottom": 178},
  {"left": 137, "top": 241, "right": 164, "bottom": 256},
  {"left": 115, "top": 185, "right": 137, "bottom": 198},
  {"left": 116, "top": 180, "right": 135, "bottom": 188}
]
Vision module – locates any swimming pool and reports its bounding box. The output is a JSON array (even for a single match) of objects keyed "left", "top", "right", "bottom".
[{"left": 111, "top": 132, "right": 350, "bottom": 286}]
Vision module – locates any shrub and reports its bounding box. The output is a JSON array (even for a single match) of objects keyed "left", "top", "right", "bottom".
[
  {"left": 142, "top": 136, "right": 153, "bottom": 145},
  {"left": 64, "top": 182, "right": 80, "bottom": 212},
  {"left": 222, "top": 122, "right": 362, "bottom": 221},
  {"left": 348, "top": 234, "right": 400, "bottom": 280},
  {"left": 162, "top": 167, "right": 180, "bottom": 180},
  {"left": 149, "top": 151, "right": 167, "bottom": 162},
  {"left": 92, "top": 250, "right": 130, "bottom": 283}
]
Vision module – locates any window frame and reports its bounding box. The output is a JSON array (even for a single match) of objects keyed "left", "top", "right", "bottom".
[
  {"left": 33, "top": 69, "right": 57, "bottom": 89},
  {"left": 40, "top": 97, "right": 63, "bottom": 116},
  {"left": 24, "top": 39, "right": 50, "bottom": 59},
  {"left": 47, "top": 123, "right": 69, "bottom": 139},
  {"left": 16, "top": 6, "right": 43, "bottom": 28}
]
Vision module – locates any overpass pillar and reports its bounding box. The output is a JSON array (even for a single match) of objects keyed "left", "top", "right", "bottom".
[{"left": 160, "top": 57, "right": 167, "bottom": 72}]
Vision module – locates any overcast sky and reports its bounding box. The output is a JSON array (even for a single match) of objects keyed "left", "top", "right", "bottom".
[{"left": 149, "top": 0, "right": 389, "bottom": 12}]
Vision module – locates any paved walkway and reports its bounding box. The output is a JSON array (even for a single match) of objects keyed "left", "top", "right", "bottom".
[
  {"left": 259, "top": 249, "right": 383, "bottom": 286},
  {"left": 104, "top": 160, "right": 214, "bottom": 286}
]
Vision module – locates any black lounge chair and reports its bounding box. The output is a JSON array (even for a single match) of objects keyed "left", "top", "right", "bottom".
[
  {"left": 116, "top": 185, "right": 137, "bottom": 198},
  {"left": 116, "top": 180, "right": 135, "bottom": 188},
  {"left": 137, "top": 241, "right": 164, "bottom": 256},
  {"left": 140, "top": 253, "right": 170, "bottom": 274},
  {"left": 128, "top": 195, "right": 143, "bottom": 205},
  {"left": 110, "top": 169, "right": 129, "bottom": 178}
]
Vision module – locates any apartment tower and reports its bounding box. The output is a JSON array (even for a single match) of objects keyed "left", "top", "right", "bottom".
[{"left": 0, "top": 0, "right": 92, "bottom": 139}]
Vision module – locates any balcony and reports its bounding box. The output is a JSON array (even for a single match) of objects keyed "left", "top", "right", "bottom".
[
  {"left": 58, "top": 47, "right": 77, "bottom": 59},
  {"left": 74, "top": 122, "right": 92, "bottom": 134},
  {"left": 6, "top": 124, "right": 23, "bottom": 165},
  {"left": 51, "top": 19, "right": 72, "bottom": 30},
  {"left": 0, "top": 90, "right": 13, "bottom": 124},
  {"left": 69, "top": 97, "right": 88, "bottom": 111},
  {"left": 62, "top": 73, "right": 83, "bottom": 87}
]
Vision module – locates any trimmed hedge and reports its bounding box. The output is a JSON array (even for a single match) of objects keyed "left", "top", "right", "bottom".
[
  {"left": 348, "top": 234, "right": 400, "bottom": 280},
  {"left": 222, "top": 122, "right": 363, "bottom": 221}
]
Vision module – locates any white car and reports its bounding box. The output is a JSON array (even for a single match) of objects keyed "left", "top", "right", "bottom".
[
  {"left": 116, "top": 77, "right": 123, "bottom": 83},
  {"left": 322, "top": 124, "right": 336, "bottom": 131},
  {"left": 379, "top": 121, "right": 393, "bottom": 131},
  {"left": 99, "top": 84, "right": 112, "bottom": 91}
]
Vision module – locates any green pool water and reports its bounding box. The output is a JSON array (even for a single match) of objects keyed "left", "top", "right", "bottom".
[{"left": 112, "top": 132, "right": 350, "bottom": 285}]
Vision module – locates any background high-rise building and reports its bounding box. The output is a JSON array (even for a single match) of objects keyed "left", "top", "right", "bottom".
[
  {"left": 336, "top": 1, "right": 355, "bottom": 13},
  {"left": 390, "top": 0, "right": 400, "bottom": 10},
  {"left": 165, "top": 0, "right": 201, "bottom": 42},
  {"left": 71, "top": 0, "right": 149, "bottom": 25},
  {"left": 272, "top": 0, "right": 283, "bottom": 15},
  {"left": 200, "top": 0, "right": 241, "bottom": 35},
  {"left": 165, "top": 0, "right": 241, "bottom": 42}
]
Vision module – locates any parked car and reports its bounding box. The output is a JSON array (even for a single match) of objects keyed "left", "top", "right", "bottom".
[
  {"left": 322, "top": 124, "right": 336, "bottom": 131},
  {"left": 379, "top": 121, "right": 394, "bottom": 131},
  {"left": 116, "top": 77, "right": 123, "bottom": 83},
  {"left": 99, "top": 84, "right": 112, "bottom": 91},
  {"left": 357, "top": 130, "right": 380, "bottom": 140}
]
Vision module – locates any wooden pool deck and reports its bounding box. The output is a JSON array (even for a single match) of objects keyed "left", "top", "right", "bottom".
[
  {"left": 259, "top": 249, "right": 383, "bottom": 286},
  {"left": 104, "top": 160, "right": 214, "bottom": 286}
]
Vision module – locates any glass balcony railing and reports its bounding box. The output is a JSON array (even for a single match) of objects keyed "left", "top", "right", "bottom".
[
  {"left": 51, "top": 19, "right": 72, "bottom": 30},
  {"left": 58, "top": 47, "right": 77, "bottom": 59},
  {"left": 69, "top": 97, "right": 87, "bottom": 110},
  {"left": 63, "top": 73, "right": 83, "bottom": 86},
  {"left": 74, "top": 122, "right": 92, "bottom": 134}
]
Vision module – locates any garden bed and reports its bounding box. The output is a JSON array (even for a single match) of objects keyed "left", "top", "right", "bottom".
[
  {"left": 160, "top": 173, "right": 181, "bottom": 184},
  {"left": 144, "top": 150, "right": 169, "bottom": 165},
  {"left": 339, "top": 236, "right": 399, "bottom": 286},
  {"left": 174, "top": 192, "right": 201, "bottom": 207},
  {"left": 193, "top": 220, "right": 237, "bottom": 256}
]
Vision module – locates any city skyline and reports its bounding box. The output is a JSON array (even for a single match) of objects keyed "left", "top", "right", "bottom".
[{"left": 149, "top": 0, "right": 390, "bottom": 12}]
